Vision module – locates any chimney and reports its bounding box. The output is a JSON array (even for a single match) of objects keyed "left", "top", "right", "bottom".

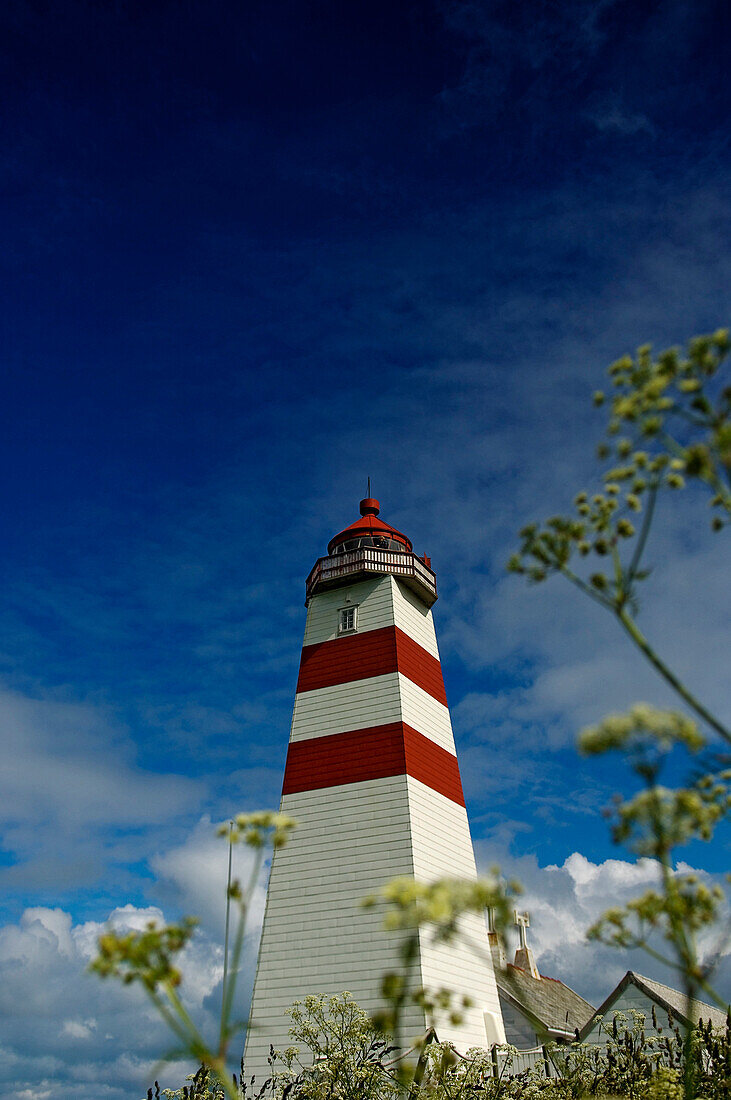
[
  {"left": 513, "top": 910, "right": 540, "bottom": 979},
  {"left": 487, "top": 907, "right": 506, "bottom": 969}
]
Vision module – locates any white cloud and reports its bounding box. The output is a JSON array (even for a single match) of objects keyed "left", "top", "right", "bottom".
[
  {"left": 0, "top": 898, "right": 228, "bottom": 1100},
  {"left": 150, "top": 816, "right": 268, "bottom": 941},
  {"left": 60, "top": 1019, "right": 96, "bottom": 1040},
  {"left": 0, "top": 689, "right": 201, "bottom": 831},
  {"left": 475, "top": 846, "right": 731, "bottom": 1007},
  {"left": 444, "top": 483, "right": 731, "bottom": 799}
]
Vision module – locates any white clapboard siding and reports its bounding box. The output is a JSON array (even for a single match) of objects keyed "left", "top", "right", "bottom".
[{"left": 302, "top": 575, "right": 395, "bottom": 646}]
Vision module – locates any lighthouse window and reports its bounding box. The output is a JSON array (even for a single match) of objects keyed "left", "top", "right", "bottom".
[
  {"left": 338, "top": 606, "right": 357, "bottom": 634},
  {"left": 333, "top": 536, "right": 406, "bottom": 554}
]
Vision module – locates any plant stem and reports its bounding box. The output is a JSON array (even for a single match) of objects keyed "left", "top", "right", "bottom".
[
  {"left": 560, "top": 566, "right": 614, "bottom": 612},
  {"left": 407, "top": 1028, "right": 436, "bottom": 1100},
  {"left": 224, "top": 846, "right": 264, "bottom": 1053},
  {"left": 626, "top": 479, "right": 658, "bottom": 585},
  {"left": 147, "top": 988, "right": 194, "bottom": 1048},
  {"left": 165, "top": 982, "right": 209, "bottom": 1051},
  {"left": 164, "top": 984, "right": 240, "bottom": 1100},
  {"left": 221, "top": 821, "right": 234, "bottom": 1042},
  {"left": 616, "top": 608, "right": 730, "bottom": 743}
]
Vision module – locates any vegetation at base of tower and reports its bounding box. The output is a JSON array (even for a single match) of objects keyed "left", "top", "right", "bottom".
[
  {"left": 90, "top": 812, "right": 297, "bottom": 1100},
  {"left": 157, "top": 1063, "right": 243, "bottom": 1099},
  {"left": 154, "top": 994, "right": 731, "bottom": 1100},
  {"left": 262, "top": 993, "right": 401, "bottom": 1100},
  {"left": 506, "top": 330, "right": 731, "bottom": 1098}
]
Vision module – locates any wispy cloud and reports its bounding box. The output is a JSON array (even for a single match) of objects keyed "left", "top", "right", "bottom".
[
  {"left": 0, "top": 687, "right": 204, "bottom": 914},
  {"left": 2, "top": 170, "right": 728, "bottom": 906},
  {"left": 588, "top": 100, "right": 655, "bottom": 136}
]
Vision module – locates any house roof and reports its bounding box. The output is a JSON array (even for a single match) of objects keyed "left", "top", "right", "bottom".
[
  {"left": 579, "top": 971, "right": 729, "bottom": 1039},
  {"left": 497, "top": 964, "right": 595, "bottom": 1038}
]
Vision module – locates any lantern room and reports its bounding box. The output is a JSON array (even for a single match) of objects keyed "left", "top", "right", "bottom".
[{"left": 305, "top": 497, "right": 437, "bottom": 607}]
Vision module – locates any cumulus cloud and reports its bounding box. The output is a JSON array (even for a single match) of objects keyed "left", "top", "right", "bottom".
[
  {"left": 475, "top": 846, "right": 731, "bottom": 1007},
  {"left": 0, "top": 812, "right": 276, "bottom": 1100},
  {"left": 0, "top": 900, "right": 226, "bottom": 1100}
]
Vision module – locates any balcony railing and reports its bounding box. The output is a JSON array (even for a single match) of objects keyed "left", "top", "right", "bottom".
[{"left": 306, "top": 547, "right": 438, "bottom": 606}]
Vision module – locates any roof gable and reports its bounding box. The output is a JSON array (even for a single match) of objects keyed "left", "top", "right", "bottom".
[{"left": 579, "top": 971, "right": 728, "bottom": 1039}]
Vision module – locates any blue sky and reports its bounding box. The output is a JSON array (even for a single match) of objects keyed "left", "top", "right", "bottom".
[{"left": 1, "top": 1, "right": 730, "bottom": 1096}]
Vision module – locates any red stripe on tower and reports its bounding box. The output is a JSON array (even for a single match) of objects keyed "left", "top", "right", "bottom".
[
  {"left": 296, "top": 625, "right": 447, "bottom": 705},
  {"left": 281, "top": 722, "right": 465, "bottom": 806}
]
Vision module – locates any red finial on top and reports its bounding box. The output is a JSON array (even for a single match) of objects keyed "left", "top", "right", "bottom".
[{"left": 327, "top": 495, "right": 412, "bottom": 556}]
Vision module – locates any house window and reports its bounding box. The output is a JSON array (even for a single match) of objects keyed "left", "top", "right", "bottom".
[{"left": 338, "top": 606, "right": 357, "bottom": 634}]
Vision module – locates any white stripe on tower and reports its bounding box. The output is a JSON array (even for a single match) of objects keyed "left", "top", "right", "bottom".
[
  {"left": 244, "top": 503, "right": 504, "bottom": 1083},
  {"left": 289, "top": 674, "right": 455, "bottom": 751}
]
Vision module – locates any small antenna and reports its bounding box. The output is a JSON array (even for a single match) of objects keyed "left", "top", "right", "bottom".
[{"left": 367, "top": 476, "right": 371, "bottom": 497}]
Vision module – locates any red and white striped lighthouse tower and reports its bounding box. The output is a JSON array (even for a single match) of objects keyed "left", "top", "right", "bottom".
[{"left": 244, "top": 497, "right": 504, "bottom": 1075}]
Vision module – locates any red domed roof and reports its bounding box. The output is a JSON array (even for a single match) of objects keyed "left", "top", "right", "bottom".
[{"left": 327, "top": 498, "right": 413, "bottom": 555}]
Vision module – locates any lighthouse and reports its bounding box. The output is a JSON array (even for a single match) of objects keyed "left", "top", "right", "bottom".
[{"left": 244, "top": 497, "right": 505, "bottom": 1076}]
